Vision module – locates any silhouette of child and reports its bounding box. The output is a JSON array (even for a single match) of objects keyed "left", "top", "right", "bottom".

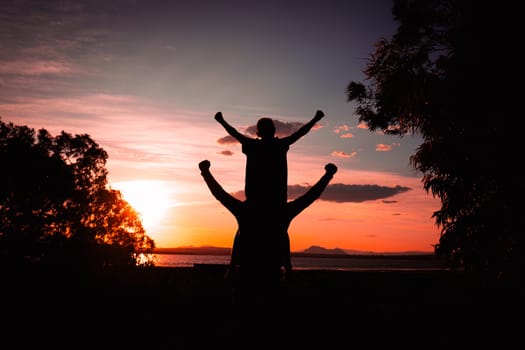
[
  {"left": 198, "top": 159, "right": 337, "bottom": 302},
  {"left": 215, "top": 110, "right": 324, "bottom": 205}
]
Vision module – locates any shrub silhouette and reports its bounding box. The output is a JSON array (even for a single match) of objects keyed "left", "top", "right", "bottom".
[{"left": 0, "top": 118, "right": 155, "bottom": 269}]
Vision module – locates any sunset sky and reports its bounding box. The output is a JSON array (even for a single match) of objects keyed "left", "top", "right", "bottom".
[{"left": 0, "top": 0, "right": 442, "bottom": 253}]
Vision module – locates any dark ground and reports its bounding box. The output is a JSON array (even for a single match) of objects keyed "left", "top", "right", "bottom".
[{"left": 2, "top": 265, "right": 523, "bottom": 349}]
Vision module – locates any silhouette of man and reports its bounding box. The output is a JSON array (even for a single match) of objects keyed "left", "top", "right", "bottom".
[
  {"left": 215, "top": 110, "right": 324, "bottom": 205},
  {"left": 198, "top": 159, "right": 337, "bottom": 304}
]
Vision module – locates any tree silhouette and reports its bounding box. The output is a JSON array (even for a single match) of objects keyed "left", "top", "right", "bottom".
[
  {"left": 346, "top": 1, "right": 518, "bottom": 280},
  {"left": 0, "top": 118, "right": 155, "bottom": 268}
]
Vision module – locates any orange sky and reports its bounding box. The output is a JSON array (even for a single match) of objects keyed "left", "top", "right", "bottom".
[{"left": 110, "top": 130, "right": 442, "bottom": 253}]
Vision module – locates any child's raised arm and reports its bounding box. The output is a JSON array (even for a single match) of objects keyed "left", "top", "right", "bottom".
[
  {"left": 215, "top": 112, "right": 251, "bottom": 144},
  {"left": 282, "top": 110, "right": 324, "bottom": 145}
]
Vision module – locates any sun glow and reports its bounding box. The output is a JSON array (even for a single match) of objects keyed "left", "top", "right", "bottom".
[{"left": 112, "top": 180, "right": 172, "bottom": 232}]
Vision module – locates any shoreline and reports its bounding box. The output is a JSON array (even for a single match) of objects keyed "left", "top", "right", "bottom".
[
  {"left": 153, "top": 249, "right": 437, "bottom": 259},
  {"left": 154, "top": 252, "right": 447, "bottom": 271}
]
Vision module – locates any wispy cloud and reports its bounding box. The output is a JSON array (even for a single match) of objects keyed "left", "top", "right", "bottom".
[
  {"left": 0, "top": 59, "right": 73, "bottom": 75},
  {"left": 333, "top": 124, "right": 354, "bottom": 138},
  {"left": 218, "top": 150, "right": 234, "bottom": 156},
  {"left": 376, "top": 142, "right": 400, "bottom": 152},
  {"left": 334, "top": 124, "right": 350, "bottom": 133},
  {"left": 0, "top": 92, "right": 216, "bottom": 167},
  {"left": 217, "top": 135, "right": 237, "bottom": 145},
  {"left": 294, "top": 183, "right": 411, "bottom": 203},
  {"left": 229, "top": 183, "right": 411, "bottom": 203},
  {"left": 331, "top": 150, "right": 356, "bottom": 158}
]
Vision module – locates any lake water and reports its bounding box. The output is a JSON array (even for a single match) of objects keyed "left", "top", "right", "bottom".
[{"left": 153, "top": 253, "right": 446, "bottom": 271}]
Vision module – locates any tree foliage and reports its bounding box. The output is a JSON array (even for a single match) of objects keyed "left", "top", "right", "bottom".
[
  {"left": 0, "top": 118, "right": 155, "bottom": 268},
  {"left": 347, "top": 0, "right": 519, "bottom": 279}
]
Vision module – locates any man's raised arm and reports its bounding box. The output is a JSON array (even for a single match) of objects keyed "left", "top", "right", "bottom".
[
  {"left": 199, "top": 160, "right": 241, "bottom": 212},
  {"left": 288, "top": 163, "right": 337, "bottom": 217}
]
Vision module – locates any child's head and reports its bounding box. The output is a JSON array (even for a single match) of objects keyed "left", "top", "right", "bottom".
[{"left": 256, "top": 117, "right": 276, "bottom": 139}]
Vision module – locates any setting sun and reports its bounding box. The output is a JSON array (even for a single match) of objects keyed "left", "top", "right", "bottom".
[{"left": 112, "top": 180, "right": 172, "bottom": 233}]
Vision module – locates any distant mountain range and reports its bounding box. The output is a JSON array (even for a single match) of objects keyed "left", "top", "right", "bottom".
[
  {"left": 302, "top": 245, "right": 432, "bottom": 256},
  {"left": 153, "top": 245, "right": 433, "bottom": 256}
]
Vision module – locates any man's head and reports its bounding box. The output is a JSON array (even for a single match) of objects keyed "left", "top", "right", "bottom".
[{"left": 256, "top": 117, "right": 276, "bottom": 139}]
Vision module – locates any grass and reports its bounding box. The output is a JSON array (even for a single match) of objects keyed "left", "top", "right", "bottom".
[{"left": 1, "top": 264, "right": 522, "bottom": 348}]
